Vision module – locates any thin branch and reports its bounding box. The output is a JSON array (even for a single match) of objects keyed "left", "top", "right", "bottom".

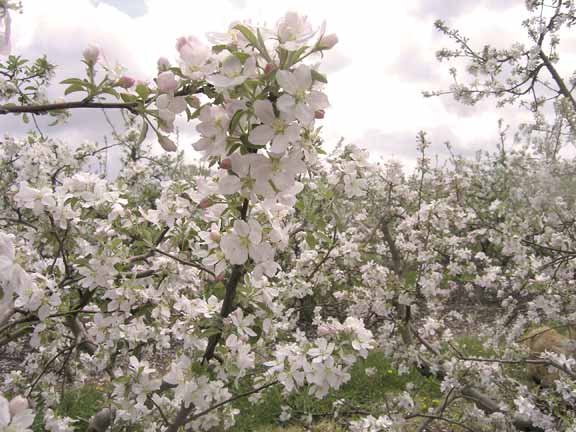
[
  {"left": 305, "top": 223, "right": 338, "bottom": 282},
  {"left": 152, "top": 248, "right": 216, "bottom": 277},
  {"left": 0, "top": 100, "right": 140, "bottom": 115},
  {"left": 407, "top": 412, "right": 478, "bottom": 432},
  {"left": 27, "top": 344, "right": 77, "bottom": 397},
  {"left": 164, "top": 380, "right": 279, "bottom": 432}
]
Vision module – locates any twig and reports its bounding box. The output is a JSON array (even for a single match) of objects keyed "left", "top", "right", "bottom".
[{"left": 163, "top": 380, "right": 279, "bottom": 432}]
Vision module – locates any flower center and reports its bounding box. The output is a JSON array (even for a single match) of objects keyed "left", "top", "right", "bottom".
[{"left": 272, "top": 118, "right": 286, "bottom": 134}]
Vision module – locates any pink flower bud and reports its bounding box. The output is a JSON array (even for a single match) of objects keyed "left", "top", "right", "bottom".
[
  {"left": 209, "top": 231, "right": 221, "bottom": 242},
  {"left": 117, "top": 75, "right": 135, "bottom": 89},
  {"left": 157, "top": 71, "right": 178, "bottom": 93},
  {"left": 219, "top": 158, "right": 232, "bottom": 170},
  {"left": 215, "top": 273, "right": 225, "bottom": 282},
  {"left": 176, "top": 36, "right": 188, "bottom": 51},
  {"left": 158, "top": 135, "right": 177, "bottom": 152},
  {"left": 9, "top": 396, "right": 28, "bottom": 417},
  {"left": 82, "top": 45, "right": 100, "bottom": 65},
  {"left": 264, "top": 63, "right": 276, "bottom": 74},
  {"left": 157, "top": 57, "right": 171, "bottom": 72},
  {"left": 188, "top": 95, "right": 201, "bottom": 109},
  {"left": 198, "top": 198, "right": 211, "bottom": 209},
  {"left": 318, "top": 34, "right": 338, "bottom": 50},
  {"left": 314, "top": 110, "right": 325, "bottom": 119}
]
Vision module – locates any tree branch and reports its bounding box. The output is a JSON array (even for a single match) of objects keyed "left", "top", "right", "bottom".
[{"left": 0, "top": 100, "right": 140, "bottom": 115}]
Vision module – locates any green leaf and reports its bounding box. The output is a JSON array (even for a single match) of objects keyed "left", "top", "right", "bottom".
[
  {"left": 101, "top": 87, "right": 120, "bottom": 98},
  {"left": 243, "top": 79, "right": 259, "bottom": 92},
  {"left": 113, "top": 376, "right": 131, "bottom": 385},
  {"left": 120, "top": 93, "right": 138, "bottom": 103},
  {"left": 228, "top": 109, "right": 245, "bottom": 134},
  {"left": 201, "top": 326, "right": 223, "bottom": 338},
  {"left": 212, "top": 44, "right": 229, "bottom": 54},
  {"left": 311, "top": 69, "right": 328, "bottom": 84},
  {"left": 65, "top": 196, "right": 81, "bottom": 209},
  {"left": 257, "top": 28, "right": 272, "bottom": 62},
  {"left": 234, "top": 51, "right": 250, "bottom": 64},
  {"left": 190, "top": 107, "right": 202, "bottom": 120},
  {"left": 135, "top": 84, "right": 151, "bottom": 100},
  {"left": 109, "top": 238, "right": 122, "bottom": 249},
  {"left": 64, "top": 84, "right": 86, "bottom": 96},
  {"left": 226, "top": 142, "right": 241, "bottom": 155},
  {"left": 136, "top": 120, "right": 149, "bottom": 146},
  {"left": 185, "top": 107, "right": 193, "bottom": 121},
  {"left": 234, "top": 24, "right": 259, "bottom": 49},
  {"left": 306, "top": 232, "right": 317, "bottom": 248},
  {"left": 277, "top": 48, "right": 289, "bottom": 69},
  {"left": 292, "top": 46, "right": 308, "bottom": 64},
  {"left": 60, "top": 78, "right": 86, "bottom": 86}
]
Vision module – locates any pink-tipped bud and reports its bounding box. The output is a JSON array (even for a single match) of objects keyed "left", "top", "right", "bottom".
[
  {"left": 198, "top": 198, "right": 212, "bottom": 209},
  {"left": 117, "top": 75, "right": 135, "bottom": 89},
  {"left": 215, "top": 273, "right": 225, "bottom": 282},
  {"left": 9, "top": 396, "right": 28, "bottom": 417},
  {"left": 318, "top": 34, "right": 338, "bottom": 50},
  {"left": 219, "top": 158, "right": 232, "bottom": 170},
  {"left": 314, "top": 110, "right": 325, "bottom": 119},
  {"left": 209, "top": 231, "right": 221, "bottom": 242},
  {"left": 157, "top": 57, "right": 171, "bottom": 72},
  {"left": 158, "top": 135, "right": 177, "bottom": 152},
  {"left": 157, "top": 71, "right": 178, "bottom": 93},
  {"left": 264, "top": 63, "right": 276, "bottom": 74},
  {"left": 82, "top": 45, "right": 100, "bottom": 65},
  {"left": 188, "top": 95, "right": 201, "bottom": 109},
  {"left": 176, "top": 36, "right": 188, "bottom": 51}
]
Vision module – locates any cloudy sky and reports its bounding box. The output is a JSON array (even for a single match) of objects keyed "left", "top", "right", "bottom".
[{"left": 3, "top": 0, "right": 571, "bottom": 171}]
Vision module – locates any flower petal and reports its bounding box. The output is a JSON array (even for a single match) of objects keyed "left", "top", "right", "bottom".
[
  {"left": 253, "top": 99, "right": 276, "bottom": 124},
  {"left": 249, "top": 125, "right": 275, "bottom": 145}
]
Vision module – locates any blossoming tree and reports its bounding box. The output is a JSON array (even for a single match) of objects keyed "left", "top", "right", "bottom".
[{"left": 0, "top": 0, "right": 576, "bottom": 431}]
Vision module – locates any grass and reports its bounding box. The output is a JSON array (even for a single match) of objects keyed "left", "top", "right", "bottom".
[
  {"left": 35, "top": 341, "right": 526, "bottom": 431},
  {"left": 32, "top": 384, "right": 106, "bottom": 432},
  {"left": 230, "top": 351, "right": 441, "bottom": 431},
  {"left": 28, "top": 351, "right": 440, "bottom": 431}
]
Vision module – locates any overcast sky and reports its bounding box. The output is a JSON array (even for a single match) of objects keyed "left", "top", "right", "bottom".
[{"left": 3, "top": 0, "right": 571, "bottom": 171}]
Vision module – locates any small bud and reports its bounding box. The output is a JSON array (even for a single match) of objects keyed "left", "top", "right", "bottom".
[
  {"left": 117, "top": 75, "right": 135, "bottom": 89},
  {"left": 157, "top": 57, "right": 171, "bottom": 72},
  {"left": 158, "top": 135, "right": 177, "bottom": 152},
  {"left": 219, "top": 158, "right": 232, "bottom": 170},
  {"left": 198, "top": 198, "right": 212, "bottom": 209},
  {"left": 157, "top": 71, "right": 178, "bottom": 93},
  {"left": 188, "top": 95, "right": 201, "bottom": 109},
  {"left": 314, "top": 110, "right": 325, "bottom": 119},
  {"left": 209, "top": 231, "right": 221, "bottom": 242},
  {"left": 9, "top": 396, "right": 28, "bottom": 417},
  {"left": 318, "top": 34, "right": 338, "bottom": 50},
  {"left": 82, "top": 45, "right": 100, "bottom": 65},
  {"left": 215, "top": 273, "right": 225, "bottom": 282},
  {"left": 175, "top": 36, "right": 188, "bottom": 51},
  {"left": 264, "top": 63, "right": 276, "bottom": 74}
]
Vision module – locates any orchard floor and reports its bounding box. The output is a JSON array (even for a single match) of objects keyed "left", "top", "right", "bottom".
[
  {"left": 4, "top": 294, "right": 510, "bottom": 431},
  {"left": 4, "top": 287, "right": 512, "bottom": 431},
  {"left": 22, "top": 350, "right": 456, "bottom": 431}
]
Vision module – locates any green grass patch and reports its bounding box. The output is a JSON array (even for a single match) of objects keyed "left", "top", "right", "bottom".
[
  {"left": 29, "top": 351, "right": 443, "bottom": 431},
  {"left": 33, "top": 384, "right": 106, "bottom": 432},
  {"left": 231, "top": 351, "right": 441, "bottom": 431}
]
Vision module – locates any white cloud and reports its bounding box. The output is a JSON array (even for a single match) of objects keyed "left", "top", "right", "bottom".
[{"left": 4, "top": 0, "right": 574, "bottom": 169}]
